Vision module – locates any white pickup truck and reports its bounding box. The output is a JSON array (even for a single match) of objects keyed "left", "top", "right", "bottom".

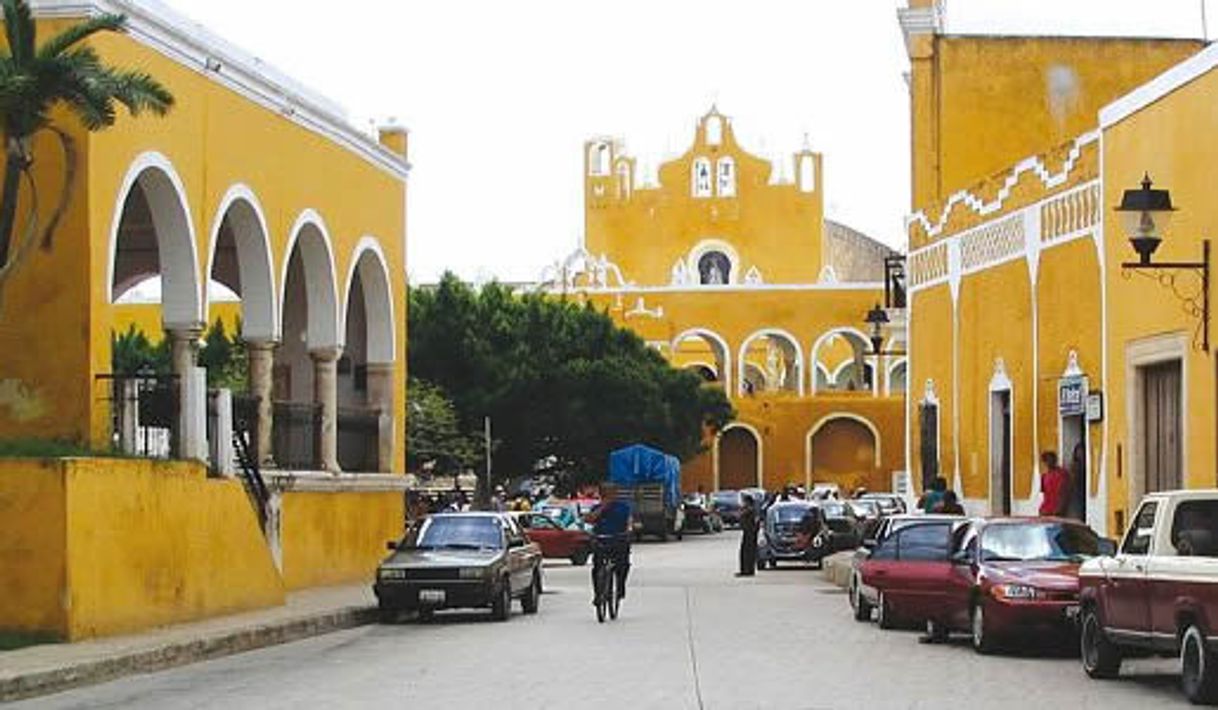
[{"left": 1078, "top": 490, "right": 1218, "bottom": 704}]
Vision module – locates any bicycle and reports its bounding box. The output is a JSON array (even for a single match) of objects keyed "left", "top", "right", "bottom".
[{"left": 592, "top": 534, "right": 627, "bottom": 623}]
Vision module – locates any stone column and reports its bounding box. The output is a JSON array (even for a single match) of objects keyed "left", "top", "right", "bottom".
[
  {"left": 366, "top": 362, "right": 396, "bottom": 473},
  {"left": 166, "top": 325, "right": 203, "bottom": 459},
  {"left": 310, "top": 347, "right": 342, "bottom": 473},
  {"left": 246, "top": 339, "right": 278, "bottom": 467}
]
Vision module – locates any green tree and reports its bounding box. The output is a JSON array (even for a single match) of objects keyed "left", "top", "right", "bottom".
[
  {"left": 197, "top": 318, "right": 247, "bottom": 391},
  {"left": 408, "top": 273, "right": 734, "bottom": 488},
  {"left": 111, "top": 324, "right": 169, "bottom": 375},
  {"left": 0, "top": 0, "right": 173, "bottom": 299},
  {"left": 406, "top": 377, "right": 480, "bottom": 475}
]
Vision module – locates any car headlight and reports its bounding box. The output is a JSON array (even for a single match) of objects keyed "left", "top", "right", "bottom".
[
  {"left": 379, "top": 568, "right": 407, "bottom": 581},
  {"left": 992, "top": 584, "right": 1038, "bottom": 600},
  {"left": 459, "top": 567, "right": 485, "bottom": 580}
]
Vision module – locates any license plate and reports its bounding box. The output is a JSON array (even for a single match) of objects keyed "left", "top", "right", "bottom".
[
  {"left": 419, "top": 589, "right": 446, "bottom": 605},
  {"left": 1064, "top": 604, "right": 1081, "bottom": 620}
]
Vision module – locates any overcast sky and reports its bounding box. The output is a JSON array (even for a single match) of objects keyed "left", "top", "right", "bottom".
[{"left": 168, "top": 0, "right": 1216, "bottom": 284}]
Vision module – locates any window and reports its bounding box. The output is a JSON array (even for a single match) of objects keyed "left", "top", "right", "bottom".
[
  {"left": 799, "top": 154, "right": 816, "bottom": 193},
  {"left": 897, "top": 523, "right": 952, "bottom": 561},
  {"left": 692, "top": 157, "right": 712, "bottom": 198},
  {"left": 706, "top": 115, "right": 722, "bottom": 146},
  {"left": 952, "top": 524, "right": 978, "bottom": 562},
  {"left": 871, "top": 535, "right": 898, "bottom": 561},
  {"left": 589, "top": 142, "right": 610, "bottom": 176},
  {"left": 1171, "top": 500, "right": 1218, "bottom": 557},
  {"left": 1121, "top": 501, "right": 1158, "bottom": 555},
  {"left": 698, "top": 251, "right": 731, "bottom": 285},
  {"left": 717, "top": 158, "right": 735, "bottom": 197}
]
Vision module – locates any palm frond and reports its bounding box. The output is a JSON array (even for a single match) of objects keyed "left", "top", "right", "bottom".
[
  {"left": 2, "top": 0, "right": 36, "bottom": 63},
  {"left": 37, "top": 14, "right": 126, "bottom": 60},
  {"left": 103, "top": 68, "right": 174, "bottom": 116}
]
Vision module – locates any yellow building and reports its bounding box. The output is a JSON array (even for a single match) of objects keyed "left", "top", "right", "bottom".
[
  {"left": 0, "top": 1, "right": 407, "bottom": 640},
  {"left": 542, "top": 109, "right": 907, "bottom": 494},
  {"left": 901, "top": 0, "right": 1214, "bottom": 534}
]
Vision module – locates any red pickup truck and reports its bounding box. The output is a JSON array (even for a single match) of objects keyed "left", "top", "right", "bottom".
[{"left": 1078, "top": 490, "right": 1218, "bottom": 704}]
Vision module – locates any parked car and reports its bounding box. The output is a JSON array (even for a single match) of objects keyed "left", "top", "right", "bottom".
[
  {"left": 511, "top": 511, "right": 593, "bottom": 565},
  {"left": 374, "top": 512, "right": 543, "bottom": 622},
  {"left": 758, "top": 501, "right": 832, "bottom": 569},
  {"left": 535, "top": 500, "right": 586, "bottom": 531},
  {"left": 924, "top": 517, "right": 1110, "bottom": 653},
  {"left": 848, "top": 514, "right": 962, "bottom": 621},
  {"left": 860, "top": 492, "right": 908, "bottom": 516},
  {"left": 1079, "top": 490, "right": 1218, "bottom": 704},
  {"left": 847, "top": 499, "right": 884, "bottom": 542},
  {"left": 682, "top": 492, "right": 723, "bottom": 533},
  {"left": 810, "top": 483, "right": 841, "bottom": 501},
  {"left": 820, "top": 500, "right": 864, "bottom": 551},
  {"left": 856, "top": 519, "right": 962, "bottom": 629},
  {"left": 711, "top": 490, "right": 743, "bottom": 527}
]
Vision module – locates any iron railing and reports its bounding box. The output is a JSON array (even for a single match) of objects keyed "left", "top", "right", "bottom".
[
  {"left": 96, "top": 373, "right": 179, "bottom": 458},
  {"left": 272, "top": 400, "right": 321, "bottom": 470},
  {"left": 338, "top": 406, "right": 381, "bottom": 473}
]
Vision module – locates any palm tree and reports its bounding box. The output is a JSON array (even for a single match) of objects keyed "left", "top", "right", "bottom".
[{"left": 0, "top": 0, "right": 173, "bottom": 280}]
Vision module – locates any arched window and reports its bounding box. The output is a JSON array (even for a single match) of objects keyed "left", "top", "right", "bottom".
[
  {"left": 589, "top": 142, "right": 610, "bottom": 176},
  {"left": 698, "top": 251, "right": 731, "bottom": 285},
  {"left": 799, "top": 154, "right": 816, "bottom": 193},
  {"left": 717, "top": 157, "right": 735, "bottom": 197},
  {"left": 692, "top": 157, "right": 712, "bottom": 198}
]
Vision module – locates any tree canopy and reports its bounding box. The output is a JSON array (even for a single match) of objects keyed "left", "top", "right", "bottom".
[{"left": 408, "top": 274, "right": 734, "bottom": 487}]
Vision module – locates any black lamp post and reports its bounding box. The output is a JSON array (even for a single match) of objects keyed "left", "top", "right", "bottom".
[
  {"left": 864, "top": 303, "right": 906, "bottom": 357},
  {"left": 1116, "top": 174, "right": 1210, "bottom": 352}
]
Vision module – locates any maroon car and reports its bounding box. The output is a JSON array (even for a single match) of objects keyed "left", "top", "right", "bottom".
[
  {"left": 512, "top": 512, "right": 593, "bottom": 566},
  {"left": 857, "top": 519, "right": 962, "bottom": 629},
  {"left": 926, "top": 517, "right": 1110, "bottom": 653}
]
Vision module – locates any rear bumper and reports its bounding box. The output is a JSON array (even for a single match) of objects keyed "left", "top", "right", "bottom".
[{"left": 374, "top": 580, "right": 495, "bottom": 611}]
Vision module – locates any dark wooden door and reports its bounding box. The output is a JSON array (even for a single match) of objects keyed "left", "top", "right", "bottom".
[{"left": 1142, "top": 360, "right": 1183, "bottom": 493}]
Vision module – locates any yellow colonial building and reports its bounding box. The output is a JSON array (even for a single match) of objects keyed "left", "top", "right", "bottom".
[
  {"left": 541, "top": 109, "right": 907, "bottom": 495},
  {"left": 0, "top": 0, "right": 408, "bottom": 640},
  {"left": 901, "top": 0, "right": 1218, "bottom": 535}
]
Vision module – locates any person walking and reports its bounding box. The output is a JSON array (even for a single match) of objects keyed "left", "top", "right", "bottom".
[
  {"left": 1039, "top": 451, "right": 1070, "bottom": 517},
  {"left": 918, "top": 477, "right": 947, "bottom": 513},
  {"left": 737, "top": 494, "right": 759, "bottom": 577},
  {"left": 1067, "top": 443, "right": 1086, "bottom": 521}
]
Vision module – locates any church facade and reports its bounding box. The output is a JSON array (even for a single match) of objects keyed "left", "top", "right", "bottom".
[{"left": 541, "top": 109, "right": 906, "bottom": 494}]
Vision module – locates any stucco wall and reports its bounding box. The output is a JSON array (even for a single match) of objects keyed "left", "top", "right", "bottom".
[
  {"left": 0, "top": 460, "right": 68, "bottom": 637},
  {"left": 280, "top": 490, "right": 404, "bottom": 590}
]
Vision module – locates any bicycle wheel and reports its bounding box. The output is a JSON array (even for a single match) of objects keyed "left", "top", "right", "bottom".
[
  {"left": 607, "top": 565, "right": 620, "bottom": 620},
  {"left": 595, "top": 565, "right": 608, "bottom": 623}
]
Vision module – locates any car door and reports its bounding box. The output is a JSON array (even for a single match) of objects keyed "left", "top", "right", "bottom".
[
  {"left": 1150, "top": 499, "right": 1218, "bottom": 643},
  {"left": 942, "top": 522, "right": 980, "bottom": 630},
  {"left": 502, "top": 517, "right": 533, "bottom": 591},
  {"left": 1104, "top": 500, "right": 1157, "bottom": 635},
  {"left": 859, "top": 532, "right": 900, "bottom": 605},
  {"left": 525, "top": 514, "right": 567, "bottom": 557},
  {"left": 890, "top": 522, "right": 955, "bottom": 621}
]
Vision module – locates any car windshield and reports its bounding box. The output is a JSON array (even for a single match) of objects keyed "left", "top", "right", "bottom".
[
  {"left": 408, "top": 516, "right": 503, "bottom": 550},
  {"left": 980, "top": 523, "right": 1099, "bottom": 562},
  {"left": 850, "top": 500, "right": 879, "bottom": 516},
  {"left": 821, "top": 502, "right": 847, "bottom": 517},
  {"left": 772, "top": 505, "right": 810, "bottom": 523},
  {"left": 712, "top": 492, "right": 739, "bottom": 505}
]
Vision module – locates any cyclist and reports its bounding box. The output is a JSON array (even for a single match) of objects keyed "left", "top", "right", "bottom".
[{"left": 584, "top": 482, "right": 632, "bottom": 604}]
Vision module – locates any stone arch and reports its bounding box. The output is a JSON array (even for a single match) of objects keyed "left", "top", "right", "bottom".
[
  {"left": 717, "top": 423, "right": 762, "bottom": 490},
  {"left": 687, "top": 239, "right": 740, "bottom": 285},
  {"left": 738, "top": 328, "right": 803, "bottom": 397},
  {"left": 108, "top": 151, "right": 201, "bottom": 328},
  {"left": 280, "top": 210, "right": 340, "bottom": 351},
  {"left": 341, "top": 237, "right": 396, "bottom": 365},
  {"left": 672, "top": 328, "right": 731, "bottom": 394},
  {"left": 886, "top": 359, "right": 908, "bottom": 396},
  {"left": 204, "top": 184, "right": 276, "bottom": 341},
  {"left": 810, "top": 327, "right": 873, "bottom": 395},
  {"left": 742, "top": 362, "right": 766, "bottom": 395},
  {"left": 806, "top": 413, "right": 881, "bottom": 491}
]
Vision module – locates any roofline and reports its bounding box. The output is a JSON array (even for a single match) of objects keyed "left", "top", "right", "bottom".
[
  {"left": 936, "top": 33, "right": 1206, "bottom": 44},
  {"left": 1101, "top": 41, "right": 1218, "bottom": 129},
  {"left": 31, "top": 0, "right": 410, "bottom": 181}
]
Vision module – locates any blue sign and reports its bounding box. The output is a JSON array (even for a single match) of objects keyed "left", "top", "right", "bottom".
[{"left": 1059, "top": 377, "right": 1086, "bottom": 417}]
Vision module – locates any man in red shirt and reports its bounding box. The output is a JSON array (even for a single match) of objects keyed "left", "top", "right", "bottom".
[{"left": 1039, "top": 451, "right": 1070, "bottom": 517}]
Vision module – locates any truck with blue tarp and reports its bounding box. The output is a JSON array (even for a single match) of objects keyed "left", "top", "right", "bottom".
[{"left": 608, "top": 444, "right": 685, "bottom": 542}]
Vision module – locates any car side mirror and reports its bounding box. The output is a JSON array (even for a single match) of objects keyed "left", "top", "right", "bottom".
[
  {"left": 1098, "top": 538, "right": 1117, "bottom": 556},
  {"left": 386, "top": 541, "right": 397, "bottom": 551}
]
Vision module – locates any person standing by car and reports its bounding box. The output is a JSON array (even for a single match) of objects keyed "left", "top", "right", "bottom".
[
  {"left": 1039, "top": 451, "right": 1070, "bottom": 517},
  {"left": 584, "top": 483, "right": 632, "bottom": 602},
  {"left": 918, "top": 477, "right": 946, "bottom": 513},
  {"left": 737, "top": 494, "right": 759, "bottom": 577},
  {"left": 933, "top": 490, "right": 966, "bottom": 515}
]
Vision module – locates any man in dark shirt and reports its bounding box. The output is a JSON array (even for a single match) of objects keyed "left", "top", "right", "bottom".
[
  {"left": 585, "top": 483, "right": 633, "bottom": 601},
  {"left": 737, "top": 494, "right": 759, "bottom": 576}
]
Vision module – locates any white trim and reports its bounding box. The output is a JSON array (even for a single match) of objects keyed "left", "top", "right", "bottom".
[
  {"left": 543, "top": 281, "right": 886, "bottom": 295},
  {"left": 809, "top": 327, "right": 871, "bottom": 395},
  {"left": 280, "top": 209, "right": 340, "bottom": 351},
  {"left": 204, "top": 183, "right": 277, "bottom": 340},
  {"left": 1125, "top": 333, "right": 1189, "bottom": 506},
  {"left": 988, "top": 359, "right": 1015, "bottom": 516},
  {"left": 683, "top": 361, "right": 719, "bottom": 380},
  {"left": 106, "top": 150, "right": 202, "bottom": 328},
  {"left": 687, "top": 238, "right": 741, "bottom": 285},
  {"left": 885, "top": 358, "right": 908, "bottom": 397},
  {"left": 737, "top": 328, "right": 805, "bottom": 397},
  {"left": 672, "top": 328, "right": 732, "bottom": 395},
  {"left": 717, "top": 422, "right": 764, "bottom": 489},
  {"left": 805, "top": 413, "right": 883, "bottom": 490},
  {"left": 341, "top": 237, "right": 397, "bottom": 364},
  {"left": 29, "top": 0, "right": 410, "bottom": 181},
  {"left": 1100, "top": 42, "right": 1218, "bottom": 129}
]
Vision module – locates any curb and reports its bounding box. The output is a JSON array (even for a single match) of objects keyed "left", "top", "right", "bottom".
[
  {"left": 0, "top": 605, "right": 377, "bottom": 703},
  {"left": 821, "top": 552, "right": 853, "bottom": 589}
]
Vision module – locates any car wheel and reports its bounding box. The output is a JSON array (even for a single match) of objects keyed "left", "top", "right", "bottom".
[
  {"left": 1080, "top": 607, "right": 1122, "bottom": 679},
  {"left": 1181, "top": 624, "right": 1218, "bottom": 703},
  {"left": 971, "top": 603, "right": 997, "bottom": 655},
  {"left": 570, "top": 550, "right": 590, "bottom": 566},
  {"left": 852, "top": 577, "right": 873, "bottom": 622},
  {"left": 926, "top": 618, "right": 949, "bottom": 643},
  {"left": 877, "top": 592, "right": 895, "bottom": 630},
  {"left": 490, "top": 579, "right": 511, "bottom": 622},
  {"left": 521, "top": 571, "right": 541, "bottom": 615}
]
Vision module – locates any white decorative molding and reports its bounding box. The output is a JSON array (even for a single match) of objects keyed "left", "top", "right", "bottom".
[
  {"left": 1063, "top": 349, "right": 1084, "bottom": 378},
  {"left": 671, "top": 259, "right": 691, "bottom": 286},
  {"left": 265, "top": 471, "right": 410, "bottom": 493},
  {"left": 31, "top": 0, "right": 409, "bottom": 180},
  {"left": 989, "top": 358, "right": 1012, "bottom": 392},
  {"left": 960, "top": 212, "right": 1025, "bottom": 273},
  {"left": 922, "top": 378, "right": 939, "bottom": 406},
  {"left": 1100, "top": 42, "right": 1218, "bottom": 129},
  {"left": 817, "top": 265, "right": 839, "bottom": 284},
  {"left": 744, "top": 266, "right": 764, "bottom": 285},
  {"left": 624, "top": 296, "right": 664, "bottom": 319}
]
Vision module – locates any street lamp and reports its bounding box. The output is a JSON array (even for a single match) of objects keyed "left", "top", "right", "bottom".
[
  {"left": 864, "top": 303, "right": 906, "bottom": 357},
  {"left": 1116, "top": 174, "right": 1210, "bottom": 352}
]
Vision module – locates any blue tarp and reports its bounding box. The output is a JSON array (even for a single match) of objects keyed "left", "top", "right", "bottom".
[{"left": 608, "top": 444, "right": 681, "bottom": 508}]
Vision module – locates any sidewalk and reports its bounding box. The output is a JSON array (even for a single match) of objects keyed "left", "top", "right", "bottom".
[{"left": 0, "top": 584, "right": 378, "bottom": 703}]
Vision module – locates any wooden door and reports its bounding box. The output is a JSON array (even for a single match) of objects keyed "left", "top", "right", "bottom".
[{"left": 1142, "top": 360, "right": 1183, "bottom": 493}]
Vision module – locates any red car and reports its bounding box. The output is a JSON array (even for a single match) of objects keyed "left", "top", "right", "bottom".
[
  {"left": 928, "top": 518, "right": 1110, "bottom": 653},
  {"left": 857, "top": 519, "right": 962, "bottom": 629},
  {"left": 513, "top": 511, "right": 593, "bottom": 566}
]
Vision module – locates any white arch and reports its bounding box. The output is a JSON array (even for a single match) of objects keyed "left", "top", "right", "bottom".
[
  {"left": 815, "top": 362, "right": 833, "bottom": 389},
  {"left": 671, "top": 327, "right": 732, "bottom": 395},
  {"left": 737, "top": 327, "right": 804, "bottom": 397},
  {"left": 683, "top": 361, "right": 718, "bottom": 380},
  {"left": 810, "top": 327, "right": 873, "bottom": 395},
  {"left": 717, "top": 422, "right": 764, "bottom": 488},
  {"left": 204, "top": 183, "right": 277, "bottom": 341},
  {"left": 686, "top": 238, "right": 741, "bottom": 285},
  {"left": 341, "top": 236, "right": 397, "bottom": 364},
  {"left": 805, "top": 412, "right": 883, "bottom": 484},
  {"left": 886, "top": 358, "right": 908, "bottom": 397},
  {"left": 742, "top": 362, "right": 766, "bottom": 393},
  {"left": 280, "top": 209, "right": 340, "bottom": 351},
  {"left": 106, "top": 151, "right": 201, "bottom": 328}
]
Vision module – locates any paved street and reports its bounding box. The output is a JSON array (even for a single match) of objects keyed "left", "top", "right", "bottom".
[{"left": 14, "top": 532, "right": 1189, "bottom": 710}]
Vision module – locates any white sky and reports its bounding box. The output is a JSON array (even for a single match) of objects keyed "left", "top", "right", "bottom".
[{"left": 166, "top": 0, "right": 1216, "bottom": 284}]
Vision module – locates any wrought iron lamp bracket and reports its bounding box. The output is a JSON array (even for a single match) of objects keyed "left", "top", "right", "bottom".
[{"left": 1120, "top": 239, "right": 1210, "bottom": 352}]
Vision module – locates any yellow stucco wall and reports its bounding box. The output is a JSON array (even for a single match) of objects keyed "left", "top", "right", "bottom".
[
  {"left": 0, "top": 458, "right": 284, "bottom": 641},
  {"left": 908, "top": 284, "right": 954, "bottom": 489},
  {"left": 281, "top": 490, "right": 404, "bottom": 590},
  {"left": 113, "top": 302, "right": 243, "bottom": 342}
]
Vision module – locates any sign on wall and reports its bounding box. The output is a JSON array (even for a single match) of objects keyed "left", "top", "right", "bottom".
[
  {"left": 1059, "top": 376, "right": 1086, "bottom": 417},
  {"left": 1086, "top": 390, "right": 1104, "bottom": 423}
]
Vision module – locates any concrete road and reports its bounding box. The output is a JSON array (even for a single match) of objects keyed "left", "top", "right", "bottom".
[{"left": 15, "top": 531, "right": 1189, "bottom": 710}]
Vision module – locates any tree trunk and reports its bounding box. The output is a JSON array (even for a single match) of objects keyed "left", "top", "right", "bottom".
[{"left": 0, "top": 140, "right": 24, "bottom": 267}]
